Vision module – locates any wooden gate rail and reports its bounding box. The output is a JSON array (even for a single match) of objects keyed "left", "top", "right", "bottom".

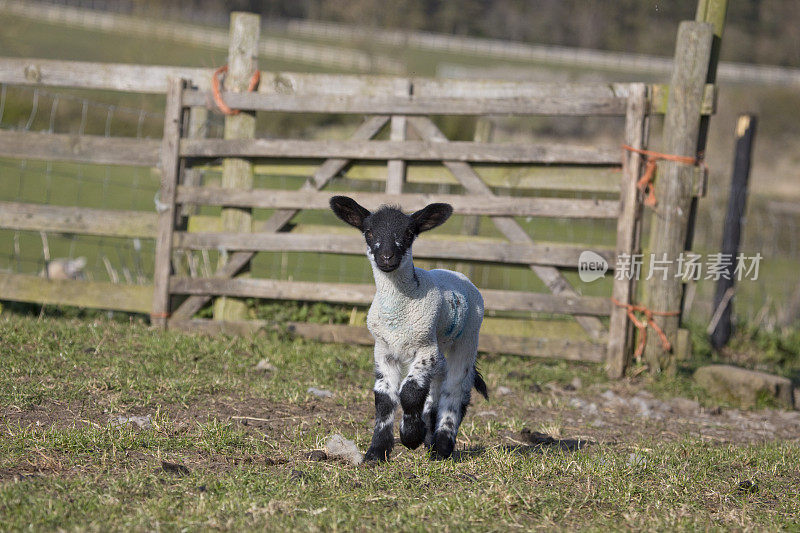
[
  {"left": 181, "top": 90, "right": 628, "bottom": 116},
  {"left": 179, "top": 138, "right": 621, "bottom": 164},
  {"left": 0, "top": 57, "right": 714, "bottom": 116},
  {"left": 172, "top": 232, "right": 616, "bottom": 269},
  {"left": 167, "top": 317, "right": 607, "bottom": 363},
  {"left": 169, "top": 278, "right": 612, "bottom": 316},
  {"left": 174, "top": 188, "right": 620, "bottom": 218}
]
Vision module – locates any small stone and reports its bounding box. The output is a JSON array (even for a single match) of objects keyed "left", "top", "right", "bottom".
[
  {"left": 475, "top": 410, "right": 497, "bottom": 417},
  {"left": 694, "top": 365, "right": 794, "bottom": 409},
  {"left": 737, "top": 479, "right": 758, "bottom": 494},
  {"left": 307, "top": 450, "right": 327, "bottom": 461},
  {"left": 255, "top": 359, "right": 276, "bottom": 373},
  {"left": 325, "top": 434, "right": 363, "bottom": 466},
  {"left": 589, "top": 418, "right": 605, "bottom": 428},
  {"left": 307, "top": 387, "right": 334, "bottom": 398},
  {"left": 529, "top": 383, "right": 543, "bottom": 393},
  {"left": 496, "top": 386, "right": 512, "bottom": 396},
  {"left": 113, "top": 414, "right": 152, "bottom": 429},
  {"left": 161, "top": 461, "right": 190, "bottom": 476},
  {"left": 569, "top": 377, "right": 583, "bottom": 390}
]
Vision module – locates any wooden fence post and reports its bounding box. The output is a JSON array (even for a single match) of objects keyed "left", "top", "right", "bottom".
[
  {"left": 152, "top": 77, "right": 185, "bottom": 328},
  {"left": 642, "top": 21, "right": 714, "bottom": 374},
  {"left": 213, "top": 11, "right": 260, "bottom": 322},
  {"left": 606, "top": 84, "right": 648, "bottom": 378},
  {"left": 709, "top": 114, "right": 756, "bottom": 349}
]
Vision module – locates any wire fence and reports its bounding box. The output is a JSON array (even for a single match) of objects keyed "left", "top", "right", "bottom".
[{"left": 1, "top": 84, "right": 167, "bottom": 286}]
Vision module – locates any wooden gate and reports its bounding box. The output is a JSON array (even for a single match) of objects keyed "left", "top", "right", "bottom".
[{"left": 153, "top": 75, "right": 653, "bottom": 376}]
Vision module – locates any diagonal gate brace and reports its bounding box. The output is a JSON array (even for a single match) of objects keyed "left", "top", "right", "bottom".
[
  {"left": 407, "top": 116, "right": 606, "bottom": 341},
  {"left": 170, "top": 115, "right": 390, "bottom": 321}
]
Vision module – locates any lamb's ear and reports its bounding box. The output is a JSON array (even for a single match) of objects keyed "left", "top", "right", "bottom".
[
  {"left": 330, "top": 196, "right": 371, "bottom": 230},
  {"left": 410, "top": 203, "right": 453, "bottom": 234}
]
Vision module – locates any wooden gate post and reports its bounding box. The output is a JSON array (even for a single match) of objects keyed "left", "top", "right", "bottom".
[
  {"left": 642, "top": 21, "right": 714, "bottom": 374},
  {"left": 152, "top": 77, "right": 185, "bottom": 328},
  {"left": 213, "top": 12, "right": 260, "bottom": 322}
]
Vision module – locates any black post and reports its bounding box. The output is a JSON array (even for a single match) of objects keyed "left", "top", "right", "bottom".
[{"left": 709, "top": 114, "right": 757, "bottom": 350}]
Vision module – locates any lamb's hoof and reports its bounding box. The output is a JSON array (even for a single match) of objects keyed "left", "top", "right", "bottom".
[
  {"left": 400, "top": 414, "right": 426, "bottom": 449},
  {"left": 363, "top": 446, "right": 391, "bottom": 463},
  {"left": 430, "top": 431, "right": 455, "bottom": 460}
]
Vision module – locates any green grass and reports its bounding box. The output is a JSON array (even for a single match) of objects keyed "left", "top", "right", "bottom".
[{"left": 1, "top": 313, "right": 799, "bottom": 531}]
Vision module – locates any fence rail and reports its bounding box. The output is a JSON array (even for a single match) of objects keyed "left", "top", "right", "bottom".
[
  {"left": 172, "top": 232, "right": 616, "bottom": 269},
  {"left": 0, "top": 57, "right": 715, "bottom": 116},
  {"left": 0, "top": 130, "right": 160, "bottom": 166},
  {"left": 175, "top": 187, "right": 620, "bottom": 219},
  {"left": 0, "top": 202, "right": 157, "bottom": 239}
]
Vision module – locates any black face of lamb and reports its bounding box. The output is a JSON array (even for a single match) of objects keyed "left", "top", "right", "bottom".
[
  {"left": 329, "top": 195, "right": 454, "bottom": 273},
  {"left": 362, "top": 207, "right": 416, "bottom": 273}
]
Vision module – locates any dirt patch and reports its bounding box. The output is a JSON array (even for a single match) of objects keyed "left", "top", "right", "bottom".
[
  {"left": 3, "top": 382, "right": 799, "bottom": 482},
  {"left": 482, "top": 380, "right": 800, "bottom": 447},
  {"left": 4, "top": 383, "right": 800, "bottom": 447}
]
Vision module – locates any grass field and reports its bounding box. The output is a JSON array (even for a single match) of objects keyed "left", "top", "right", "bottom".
[{"left": 1, "top": 312, "right": 799, "bottom": 530}]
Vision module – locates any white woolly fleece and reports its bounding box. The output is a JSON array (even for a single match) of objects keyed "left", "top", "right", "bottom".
[{"left": 365, "top": 250, "right": 484, "bottom": 366}]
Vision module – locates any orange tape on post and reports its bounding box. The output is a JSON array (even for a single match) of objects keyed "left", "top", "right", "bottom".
[
  {"left": 211, "top": 64, "right": 260, "bottom": 116},
  {"left": 622, "top": 145, "right": 702, "bottom": 207},
  {"left": 611, "top": 297, "right": 680, "bottom": 363}
]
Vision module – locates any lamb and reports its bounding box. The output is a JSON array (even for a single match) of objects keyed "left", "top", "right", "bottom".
[{"left": 330, "top": 195, "right": 487, "bottom": 461}]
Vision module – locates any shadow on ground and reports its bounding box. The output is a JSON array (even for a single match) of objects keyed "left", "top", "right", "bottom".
[{"left": 450, "top": 429, "right": 592, "bottom": 462}]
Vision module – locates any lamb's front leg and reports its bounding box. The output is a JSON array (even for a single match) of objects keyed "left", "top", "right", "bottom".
[
  {"left": 364, "top": 341, "right": 401, "bottom": 463},
  {"left": 399, "top": 345, "right": 440, "bottom": 450}
]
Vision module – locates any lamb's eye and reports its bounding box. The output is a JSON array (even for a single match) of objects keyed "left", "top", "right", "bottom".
[{"left": 365, "top": 230, "right": 373, "bottom": 240}]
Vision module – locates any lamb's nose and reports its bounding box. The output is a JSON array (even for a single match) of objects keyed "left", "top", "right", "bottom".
[{"left": 380, "top": 252, "right": 395, "bottom": 262}]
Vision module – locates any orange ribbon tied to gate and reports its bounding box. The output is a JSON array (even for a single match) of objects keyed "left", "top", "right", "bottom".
[
  {"left": 622, "top": 145, "right": 701, "bottom": 207},
  {"left": 211, "top": 64, "right": 261, "bottom": 115},
  {"left": 611, "top": 298, "right": 680, "bottom": 363}
]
